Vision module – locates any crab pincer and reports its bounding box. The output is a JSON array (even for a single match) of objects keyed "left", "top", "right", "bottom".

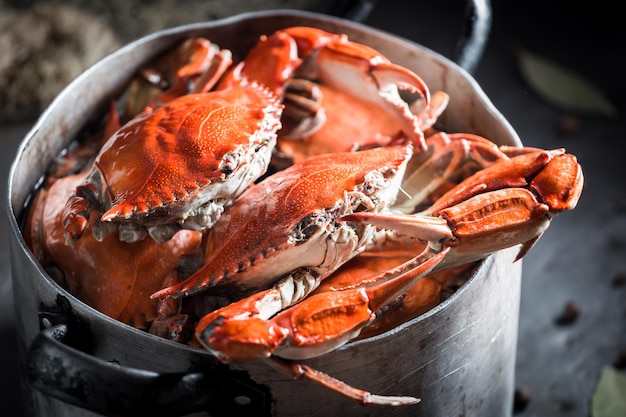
[
  {"left": 341, "top": 148, "right": 584, "bottom": 269},
  {"left": 192, "top": 246, "right": 449, "bottom": 406},
  {"left": 219, "top": 26, "right": 431, "bottom": 164}
]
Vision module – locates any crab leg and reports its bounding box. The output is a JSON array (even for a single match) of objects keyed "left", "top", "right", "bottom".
[{"left": 267, "top": 358, "right": 420, "bottom": 406}]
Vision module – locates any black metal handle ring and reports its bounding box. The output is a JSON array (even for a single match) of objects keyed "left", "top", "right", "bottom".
[{"left": 26, "top": 322, "right": 270, "bottom": 417}]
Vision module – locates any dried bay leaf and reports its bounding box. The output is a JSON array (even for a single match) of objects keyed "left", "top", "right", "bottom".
[
  {"left": 591, "top": 366, "right": 626, "bottom": 417},
  {"left": 517, "top": 48, "right": 617, "bottom": 118}
]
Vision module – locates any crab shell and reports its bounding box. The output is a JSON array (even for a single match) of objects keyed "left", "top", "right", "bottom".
[
  {"left": 68, "top": 83, "right": 283, "bottom": 243},
  {"left": 151, "top": 143, "right": 414, "bottom": 301},
  {"left": 25, "top": 171, "right": 202, "bottom": 329}
]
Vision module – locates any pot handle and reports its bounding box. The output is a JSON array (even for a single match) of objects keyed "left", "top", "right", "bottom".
[
  {"left": 330, "top": 0, "right": 492, "bottom": 74},
  {"left": 26, "top": 321, "right": 270, "bottom": 417},
  {"left": 453, "top": 0, "right": 492, "bottom": 73}
]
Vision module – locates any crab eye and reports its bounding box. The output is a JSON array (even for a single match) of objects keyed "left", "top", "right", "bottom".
[
  {"left": 290, "top": 212, "right": 329, "bottom": 244},
  {"left": 361, "top": 170, "right": 386, "bottom": 195},
  {"left": 220, "top": 151, "right": 241, "bottom": 176}
]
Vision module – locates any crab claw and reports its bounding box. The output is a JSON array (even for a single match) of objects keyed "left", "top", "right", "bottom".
[
  {"left": 222, "top": 27, "right": 430, "bottom": 152},
  {"left": 529, "top": 153, "right": 583, "bottom": 211},
  {"left": 193, "top": 245, "right": 448, "bottom": 361},
  {"left": 126, "top": 38, "right": 234, "bottom": 116},
  {"left": 218, "top": 29, "right": 302, "bottom": 96},
  {"left": 308, "top": 32, "right": 430, "bottom": 150},
  {"left": 425, "top": 148, "right": 563, "bottom": 215},
  {"left": 340, "top": 148, "right": 584, "bottom": 267},
  {"left": 62, "top": 194, "right": 92, "bottom": 245}
]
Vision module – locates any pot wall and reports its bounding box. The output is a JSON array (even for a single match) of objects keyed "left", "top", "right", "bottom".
[{"left": 8, "top": 10, "right": 522, "bottom": 417}]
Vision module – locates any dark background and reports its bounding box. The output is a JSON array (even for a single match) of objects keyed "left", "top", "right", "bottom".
[{"left": 1, "top": 0, "right": 625, "bottom": 415}]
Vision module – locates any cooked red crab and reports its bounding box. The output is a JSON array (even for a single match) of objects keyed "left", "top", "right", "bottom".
[
  {"left": 25, "top": 171, "right": 202, "bottom": 330},
  {"left": 62, "top": 26, "right": 431, "bottom": 245},
  {"left": 63, "top": 85, "right": 283, "bottom": 244},
  {"left": 151, "top": 143, "right": 414, "bottom": 302}
]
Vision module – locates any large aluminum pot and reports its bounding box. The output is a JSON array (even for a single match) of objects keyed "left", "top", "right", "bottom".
[{"left": 8, "top": 9, "right": 522, "bottom": 417}]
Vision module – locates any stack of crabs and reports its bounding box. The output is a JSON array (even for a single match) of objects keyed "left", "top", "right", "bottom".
[{"left": 24, "top": 27, "right": 584, "bottom": 406}]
